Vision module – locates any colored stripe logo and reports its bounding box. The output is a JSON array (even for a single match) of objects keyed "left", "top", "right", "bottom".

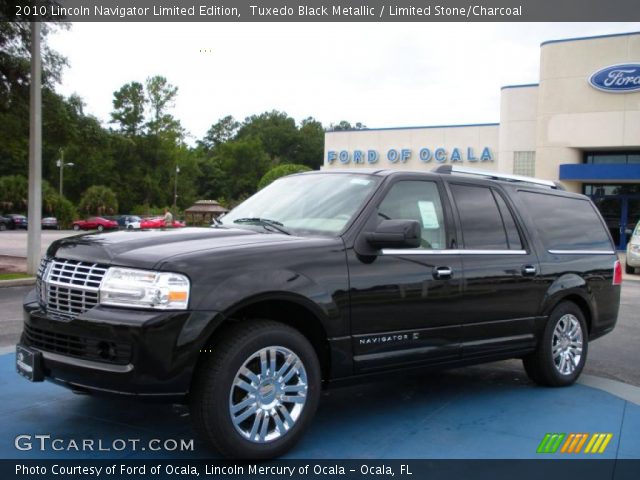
[{"left": 537, "top": 433, "right": 613, "bottom": 454}]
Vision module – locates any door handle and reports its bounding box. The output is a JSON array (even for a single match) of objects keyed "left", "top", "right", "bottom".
[
  {"left": 522, "top": 265, "right": 537, "bottom": 276},
  {"left": 433, "top": 266, "right": 452, "bottom": 279}
]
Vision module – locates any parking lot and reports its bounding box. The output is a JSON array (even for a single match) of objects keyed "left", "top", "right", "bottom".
[{"left": 0, "top": 230, "right": 639, "bottom": 460}]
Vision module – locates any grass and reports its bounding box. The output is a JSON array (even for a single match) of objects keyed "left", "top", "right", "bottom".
[{"left": 0, "top": 273, "right": 34, "bottom": 281}]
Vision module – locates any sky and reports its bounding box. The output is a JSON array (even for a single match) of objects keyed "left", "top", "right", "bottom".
[{"left": 48, "top": 22, "right": 640, "bottom": 143}]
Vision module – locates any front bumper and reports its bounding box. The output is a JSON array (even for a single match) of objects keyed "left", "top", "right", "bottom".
[
  {"left": 627, "top": 247, "right": 640, "bottom": 267},
  {"left": 21, "top": 290, "right": 222, "bottom": 400}
]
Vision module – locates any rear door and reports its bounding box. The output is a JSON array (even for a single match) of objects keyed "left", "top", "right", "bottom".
[{"left": 445, "top": 181, "right": 545, "bottom": 358}]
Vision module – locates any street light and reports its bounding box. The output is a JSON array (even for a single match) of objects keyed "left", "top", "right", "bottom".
[
  {"left": 173, "top": 165, "right": 180, "bottom": 208},
  {"left": 56, "top": 149, "right": 74, "bottom": 197}
]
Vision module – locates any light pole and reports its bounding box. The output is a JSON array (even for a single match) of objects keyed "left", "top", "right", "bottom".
[
  {"left": 56, "top": 149, "right": 74, "bottom": 197},
  {"left": 173, "top": 165, "right": 180, "bottom": 208}
]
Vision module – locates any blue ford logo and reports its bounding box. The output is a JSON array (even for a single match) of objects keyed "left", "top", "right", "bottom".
[{"left": 589, "top": 64, "right": 640, "bottom": 93}]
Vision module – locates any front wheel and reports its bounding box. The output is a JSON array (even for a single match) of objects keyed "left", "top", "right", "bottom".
[
  {"left": 190, "top": 320, "right": 321, "bottom": 459},
  {"left": 97, "top": 225, "right": 104, "bottom": 232},
  {"left": 73, "top": 224, "right": 80, "bottom": 231},
  {"left": 626, "top": 262, "right": 635, "bottom": 274},
  {"left": 523, "top": 301, "right": 588, "bottom": 387}
]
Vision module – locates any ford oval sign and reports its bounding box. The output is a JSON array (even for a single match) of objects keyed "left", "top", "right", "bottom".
[{"left": 589, "top": 63, "right": 640, "bottom": 93}]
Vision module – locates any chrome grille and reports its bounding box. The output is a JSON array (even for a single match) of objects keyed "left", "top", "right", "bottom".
[{"left": 39, "top": 258, "right": 109, "bottom": 320}]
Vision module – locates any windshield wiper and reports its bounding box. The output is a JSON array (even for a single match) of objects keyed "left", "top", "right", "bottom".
[{"left": 233, "top": 217, "right": 291, "bottom": 235}]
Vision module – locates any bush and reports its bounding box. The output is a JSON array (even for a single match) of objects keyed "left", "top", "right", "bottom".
[
  {"left": 258, "top": 164, "right": 311, "bottom": 190},
  {"left": 51, "top": 196, "right": 77, "bottom": 229}
]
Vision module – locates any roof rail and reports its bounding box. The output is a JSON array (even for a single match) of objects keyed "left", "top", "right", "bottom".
[{"left": 432, "top": 165, "right": 565, "bottom": 190}]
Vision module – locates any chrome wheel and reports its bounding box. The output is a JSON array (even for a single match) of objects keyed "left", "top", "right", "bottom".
[
  {"left": 229, "top": 346, "right": 308, "bottom": 444},
  {"left": 552, "top": 314, "right": 583, "bottom": 376}
]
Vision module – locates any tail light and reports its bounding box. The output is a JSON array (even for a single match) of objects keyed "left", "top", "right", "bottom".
[{"left": 613, "top": 260, "right": 622, "bottom": 285}]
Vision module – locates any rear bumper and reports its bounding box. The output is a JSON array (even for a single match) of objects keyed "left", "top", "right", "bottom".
[{"left": 21, "top": 290, "right": 222, "bottom": 400}]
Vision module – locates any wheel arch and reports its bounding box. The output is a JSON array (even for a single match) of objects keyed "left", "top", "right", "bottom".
[
  {"left": 197, "top": 294, "right": 332, "bottom": 382},
  {"left": 543, "top": 291, "right": 594, "bottom": 335}
]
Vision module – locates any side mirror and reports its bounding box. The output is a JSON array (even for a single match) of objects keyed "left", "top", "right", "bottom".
[{"left": 366, "top": 219, "right": 421, "bottom": 249}]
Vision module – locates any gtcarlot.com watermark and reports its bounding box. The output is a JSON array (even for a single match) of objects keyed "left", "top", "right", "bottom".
[{"left": 15, "top": 434, "right": 194, "bottom": 452}]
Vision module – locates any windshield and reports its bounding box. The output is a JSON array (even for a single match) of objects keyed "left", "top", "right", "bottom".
[{"left": 221, "top": 173, "right": 380, "bottom": 235}]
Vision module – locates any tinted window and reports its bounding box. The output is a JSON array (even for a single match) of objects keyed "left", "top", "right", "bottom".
[
  {"left": 378, "top": 181, "right": 446, "bottom": 249},
  {"left": 494, "top": 192, "right": 523, "bottom": 250},
  {"left": 519, "top": 192, "right": 613, "bottom": 251},
  {"left": 450, "top": 184, "right": 510, "bottom": 250}
]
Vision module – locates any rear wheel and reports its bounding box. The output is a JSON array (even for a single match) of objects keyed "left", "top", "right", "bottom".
[
  {"left": 97, "top": 225, "right": 104, "bottom": 232},
  {"left": 523, "top": 301, "right": 588, "bottom": 387},
  {"left": 190, "top": 320, "right": 321, "bottom": 459},
  {"left": 0, "top": 223, "right": 5, "bottom": 231}
]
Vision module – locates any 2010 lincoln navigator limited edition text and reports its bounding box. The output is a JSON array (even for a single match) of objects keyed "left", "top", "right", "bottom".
[{"left": 18, "top": 166, "right": 622, "bottom": 458}]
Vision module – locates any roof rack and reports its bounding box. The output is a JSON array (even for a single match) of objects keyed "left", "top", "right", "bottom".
[{"left": 432, "top": 165, "right": 565, "bottom": 190}]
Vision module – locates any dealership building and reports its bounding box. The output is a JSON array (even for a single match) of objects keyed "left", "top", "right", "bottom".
[{"left": 323, "top": 31, "right": 640, "bottom": 250}]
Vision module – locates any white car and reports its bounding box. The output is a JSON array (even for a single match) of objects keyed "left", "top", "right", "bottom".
[
  {"left": 124, "top": 215, "right": 142, "bottom": 230},
  {"left": 626, "top": 222, "right": 640, "bottom": 274}
]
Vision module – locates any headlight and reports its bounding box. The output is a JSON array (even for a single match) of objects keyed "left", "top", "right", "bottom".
[
  {"left": 99, "top": 267, "right": 190, "bottom": 310},
  {"left": 631, "top": 244, "right": 640, "bottom": 253}
]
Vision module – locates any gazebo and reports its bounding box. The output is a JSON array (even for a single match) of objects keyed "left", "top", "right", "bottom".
[{"left": 184, "top": 200, "right": 228, "bottom": 226}]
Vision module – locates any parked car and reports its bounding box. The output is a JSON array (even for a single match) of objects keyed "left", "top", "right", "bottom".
[
  {"left": 0, "top": 215, "right": 10, "bottom": 231},
  {"left": 140, "top": 217, "right": 185, "bottom": 229},
  {"left": 41, "top": 217, "right": 59, "bottom": 230},
  {"left": 626, "top": 222, "right": 640, "bottom": 274},
  {"left": 72, "top": 217, "right": 119, "bottom": 232},
  {"left": 5, "top": 214, "right": 27, "bottom": 229},
  {"left": 117, "top": 215, "right": 142, "bottom": 229},
  {"left": 20, "top": 167, "right": 621, "bottom": 459}
]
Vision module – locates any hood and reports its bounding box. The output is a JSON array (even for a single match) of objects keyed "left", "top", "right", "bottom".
[{"left": 47, "top": 227, "right": 309, "bottom": 270}]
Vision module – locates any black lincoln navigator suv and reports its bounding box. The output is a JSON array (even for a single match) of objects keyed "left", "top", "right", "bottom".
[{"left": 18, "top": 166, "right": 622, "bottom": 458}]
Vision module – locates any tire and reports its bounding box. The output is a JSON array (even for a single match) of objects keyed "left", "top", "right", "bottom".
[
  {"left": 523, "top": 301, "right": 588, "bottom": 387},
  {"left": 626, "top": 262, "right": 634, "bottom": 275},
  {"left": 73, "top": 224, "right": 80, "bottom": 231},
  {"left": 97, "top": 225, "right": 104, "bottom": 232},
  {"left": 190, "top": 320, "right": 321, "bottom": 459},
  {"left": 0, "top": 223, "right": 6, "bottom": 231}
]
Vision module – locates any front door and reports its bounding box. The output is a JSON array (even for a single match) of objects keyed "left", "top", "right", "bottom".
[{"left": 347, "top": 178, "right": 463, "bottom": 372}]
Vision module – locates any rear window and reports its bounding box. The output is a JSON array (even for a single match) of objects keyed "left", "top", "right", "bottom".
[{"left": 519, "top": 191, "right": 613, "bottom": 251}]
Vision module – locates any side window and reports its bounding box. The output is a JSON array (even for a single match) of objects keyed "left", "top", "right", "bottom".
[
  {"left": 519, "top": 191, "right": 613, "bottom": 251},
  {"left": 494, "top": 192, "right": 523, "bottom": 250},
  {"left": 378, "top": 181, "right": 446, "bottom": 249},
  {"left": 450, "top": 183, "right": 518, "bottom": 250}
]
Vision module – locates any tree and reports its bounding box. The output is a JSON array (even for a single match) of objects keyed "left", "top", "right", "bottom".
[
  {"left": 199, "top": 115, "right": 240, "bottom": 150},
  {"left": 294, "top": 117, "right": 324, "bottom": 168},
  {"left": 329, "top": 120, "right": 366, "bottom": 131},
  {"left": 110, "top": 81, "right": 146, "bottom": 135},
  {"left": 237, "top": 110, "right": 299, "bottom": 164},
  {"left": 258, "top": 164, "right": 311, "bottom": 190},
  {"left": 213, "top": 138, "right": 270, "bottom": 199},
  {"left": 79, "top": 185, "right": 118, "bottom": 216},
  {"left": 145, "top": 75, "right": 181, "bottom": 138},
  {"left": 0, "top": 174, "right": 28, "bottom": 212}
]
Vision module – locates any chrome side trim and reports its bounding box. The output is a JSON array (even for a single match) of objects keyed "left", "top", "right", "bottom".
[
  {"left": 42, "top": 351, "right": 133, "bottom": 373},
  {"left": 381, "top": 249, "right": 527, "bottom": 255},
  {"left": 548, "top": 250, "right": 616, "bottom": 255}
]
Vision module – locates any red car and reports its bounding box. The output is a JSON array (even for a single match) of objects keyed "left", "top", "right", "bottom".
[
  {"left": 72, "top": 217, "right": 119, "bottom": 232},
  {"left": 140, "top": 217, "right": 185, "bottom": 229}
]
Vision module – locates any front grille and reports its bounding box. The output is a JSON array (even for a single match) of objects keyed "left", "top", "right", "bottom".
[
  {"left": 23, "top": 324, "right": 132, "bottom": 365},
  {"left": 38, "top": 258, "right": 108, "bottom": 320}
]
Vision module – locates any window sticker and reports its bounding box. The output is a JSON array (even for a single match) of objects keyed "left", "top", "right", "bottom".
[{"left": 418, "top": 201, "right": 440, "bottom": 229}]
